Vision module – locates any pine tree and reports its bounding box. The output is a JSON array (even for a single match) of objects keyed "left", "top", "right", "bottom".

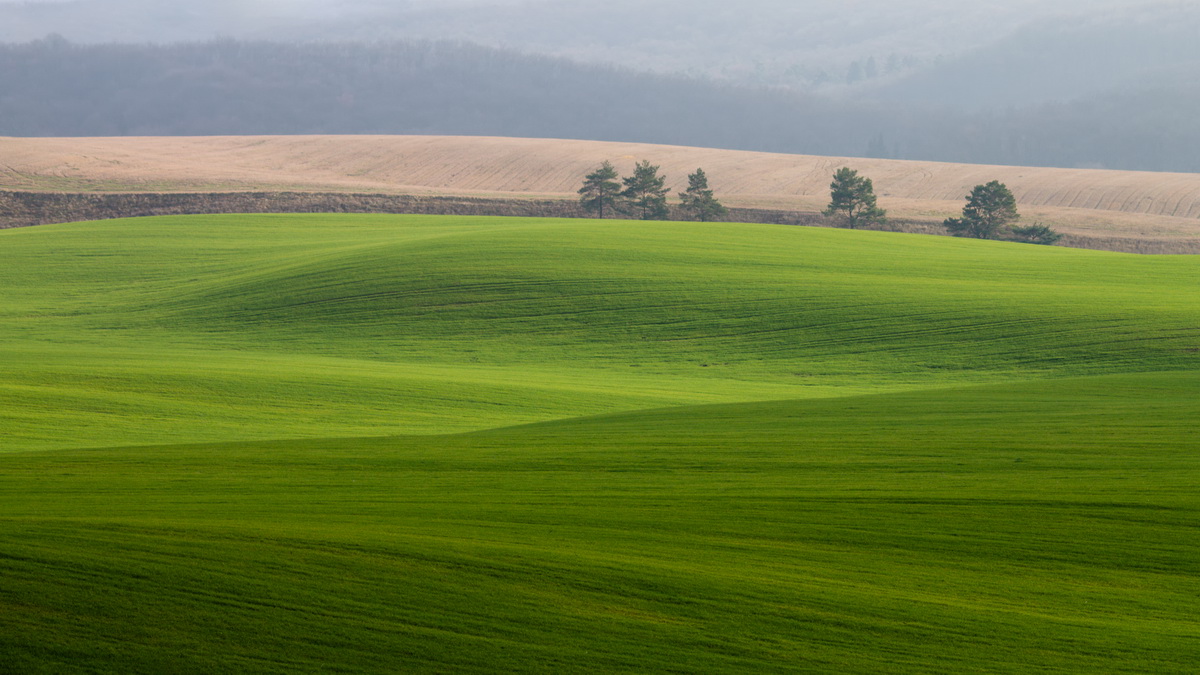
[
  {"left": 943, "top": 181, "right": 1019, "bottom": 239},
  {"left": 823, "top": 167, "right": 886, "bottom": 229},
  {"left": 678, "top": 168, "right": 728, "bottom": 222},
  {"left": 577, "top": 161, "right": 622, "bottom": 218},
  {"left": 621, "top": 160, "right": 670, "bottom": 220}
]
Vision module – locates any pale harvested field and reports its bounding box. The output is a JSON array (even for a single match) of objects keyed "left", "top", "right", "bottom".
[{"left": 4, "top": 135, "right": 1200, "bottom": 247}]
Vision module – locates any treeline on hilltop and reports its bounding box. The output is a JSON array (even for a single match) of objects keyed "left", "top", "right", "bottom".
[{"left": 2, "top": 37, "right": 1199, "bottom": 173}]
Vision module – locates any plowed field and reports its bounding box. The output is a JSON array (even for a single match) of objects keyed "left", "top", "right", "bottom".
[{"left": 4, "top": 134, "right": 1200, "bottom": 248}]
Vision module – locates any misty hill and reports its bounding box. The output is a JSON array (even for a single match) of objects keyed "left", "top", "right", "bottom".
[
  {"left": 3, "top": 37, "right": 1200, "bottom": 173},
  {"left": 870, "top": 3, "right": 1200, "bottom": 110},
  {"left": 5, "top": 0, "right": 1196, "bottom": 98},
  {"left": 0, "top": 38, "right": 849, "bottom": 145},
  {"left": 0, "top": 0, "right": 1162, "bottom": 92}
]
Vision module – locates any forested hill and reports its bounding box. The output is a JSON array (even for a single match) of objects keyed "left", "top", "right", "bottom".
[
  {"left": 0, "top": 38, "right": 853, "bottom": 149},
  {"left": 3, "top": 37, "right": 1199, "bottom": 173}
]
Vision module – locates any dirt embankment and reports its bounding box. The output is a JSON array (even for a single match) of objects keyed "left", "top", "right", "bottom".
[
  {"left": 0, "top": 189, "right": 817, "bottom": 225},
  {"left": 4, "top": 189, "right": 1193, "bottom": 254},
  {"left": 0, "top": 191, "right": 584, "bottom": 227}
]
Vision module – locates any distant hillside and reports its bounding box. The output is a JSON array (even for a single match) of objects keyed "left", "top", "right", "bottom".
[
  {"left": 3, "top": 38, "right": 1200, "bottom": 173},
  {"left": 0, "top": 38, "right": 852, "bottom": 151},
  {"left": 4, "top": 135, "right": 1200, "bottom": 253},
  {"left": 0, "top": 0, "right": 1152, "bottom": 89}
]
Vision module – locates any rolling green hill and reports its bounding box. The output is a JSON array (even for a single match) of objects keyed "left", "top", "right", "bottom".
[
  {"left": 3, "top": 375, "right": 1199, "bottom": 673},
  {"left": 4, "top": 214, "right": 1198, "bottom": 451},
  {"left": 2, "top": 214, "right": 1198, "bottom": 672}
]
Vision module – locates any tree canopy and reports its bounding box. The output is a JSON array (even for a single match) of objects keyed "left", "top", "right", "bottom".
[
  {"left": 1010, "top": 223, "right": 1063, "bottom": 245},
  {"left": 678, "top": 168, "right": 728, "bottom": 222},
  {"left": 944, "top": 181, "right": 1019, "bottom": 239},
  {"left": 621, "top": 160, "right": 670, "bottom": 220},
  {"left": 823, "top": 167, "right": 886, "bottom": 229},
  {"left": 578, "top": 161, "right": 622, "bottom": 218}
]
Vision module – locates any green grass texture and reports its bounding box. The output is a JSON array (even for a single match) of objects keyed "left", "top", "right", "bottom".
[
  {"left": 2, "top": 214, "right": 1199, "bottom": 672},
  {"left": 3, "top": 214, "right": 1198, "bottom": 451}
]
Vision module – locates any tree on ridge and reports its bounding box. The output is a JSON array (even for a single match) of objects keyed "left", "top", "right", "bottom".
[
  {"left": 823, "top": 167, "right": 886, "bottom": 229},
  {"left": 578, "top": 161, "right": 622, "bottom": 218},
  {"left": 943, "top": 180, "right": 1019, "bottom": 240},
  {"left": 678, "top": 168, "right": 728, "bottom": 222},
  {"left": 621, "top": 160, "right": 670, "bottom": 220}
]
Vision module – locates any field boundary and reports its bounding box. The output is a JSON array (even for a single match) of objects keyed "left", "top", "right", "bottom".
[
  {"left": 1, "top": 190, "right": 1194, "bottom": 254},
  {"left": 0, "top": 189, "right": 829, "bottom": 228}
]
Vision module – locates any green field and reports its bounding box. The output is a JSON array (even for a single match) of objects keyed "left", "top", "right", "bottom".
[{"left": 2, "top": 214, "right": 1198, "bottom": 672}]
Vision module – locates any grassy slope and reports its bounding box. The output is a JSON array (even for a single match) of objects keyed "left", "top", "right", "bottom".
[
  {"left": 2, "top": 374, "right": 1199, "bottom": 673},
  {"left": 2, "top": 214, "right": 1199, "bottom": 672},
  {"left": 3, "top": 214, "right": 1199, "bottom": 451}
]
